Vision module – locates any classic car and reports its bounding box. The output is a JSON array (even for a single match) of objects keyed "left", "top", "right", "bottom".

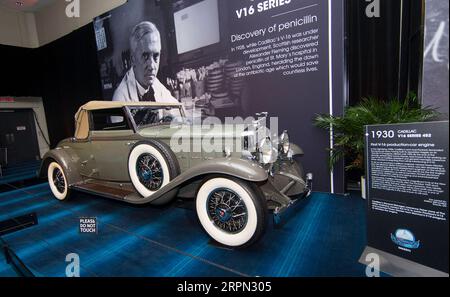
[{"left": 40, "top": 101, "right": 312, "bottom": 248}]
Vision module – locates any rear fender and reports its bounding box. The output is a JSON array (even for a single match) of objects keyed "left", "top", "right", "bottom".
[{"left": 40, "top": 148, "right": 83, "bottom": 186}]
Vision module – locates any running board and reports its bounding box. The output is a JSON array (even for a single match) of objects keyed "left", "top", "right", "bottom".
[{"left": 72, "top": 181, "right": 141, "bottom": 202}]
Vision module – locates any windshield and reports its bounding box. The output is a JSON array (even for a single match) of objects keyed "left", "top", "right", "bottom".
[{"left": 129, "top": 106, "right": 184, "bottom": 129}]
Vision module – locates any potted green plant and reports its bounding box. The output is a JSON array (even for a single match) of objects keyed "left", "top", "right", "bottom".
[{"left": 314, "top": 93, "right": 439, "bottom": 198}]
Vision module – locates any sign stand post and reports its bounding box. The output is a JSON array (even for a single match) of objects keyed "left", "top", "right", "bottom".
[{"left": 359, "top": 246, "right": 448, "bottom": 277}]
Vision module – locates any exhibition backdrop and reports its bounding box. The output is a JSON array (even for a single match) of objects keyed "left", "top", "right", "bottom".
[{"left": 93, "top": 0, "right": 346, "bottom": 193}]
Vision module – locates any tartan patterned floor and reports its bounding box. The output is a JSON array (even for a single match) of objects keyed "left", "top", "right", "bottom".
[
  {"left": 0, "top": 161, "right": 41, "bottom": 186},
  {"left": 0, "top": 182, "right": 368, "bottom": 277}
]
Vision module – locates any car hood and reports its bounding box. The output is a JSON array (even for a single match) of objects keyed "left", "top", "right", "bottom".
[{"left": 138, "top": 124, "right": 247, "bottom": 139}]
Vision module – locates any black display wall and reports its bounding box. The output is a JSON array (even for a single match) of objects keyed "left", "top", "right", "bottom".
[
  {"left": 32, "top": 25, "right": 103, "bottom": 147},
  {"left": 0, "top": 24, "right": 103, "bottom": 147},
  {"left": 347, "top": 0, "right": 424, "bottom": 105},
  {"left": 0, "top": 45, "right": 39, "bottom": 97}
]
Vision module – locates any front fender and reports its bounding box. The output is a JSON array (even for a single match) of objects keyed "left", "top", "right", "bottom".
[
  {"left": 184, "top": 158, "right": 268, "bottom": 182},
  {"left": 40, "top": 148, "right": 83, "bottom": 186},
  {"left": 137, "top": 158, "right": 268, "bottom": 205},
  {"left": 291, "top": 143, "right": 304, "bottom": 156}
]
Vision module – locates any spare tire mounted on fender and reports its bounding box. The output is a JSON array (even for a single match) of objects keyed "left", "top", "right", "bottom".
[{"left": 128, "top": 140, "right": 180, "bottom": 198}]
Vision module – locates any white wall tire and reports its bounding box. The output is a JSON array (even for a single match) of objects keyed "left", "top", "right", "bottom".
[
  {"left": 196, "top": 177, "right": 266, "bottom": 248},
  {"left": 47, "top": 161, "right": 70, "bottom": 201},
  {"left": 129, "top": 142, "right": 178, "bottom": 198}
]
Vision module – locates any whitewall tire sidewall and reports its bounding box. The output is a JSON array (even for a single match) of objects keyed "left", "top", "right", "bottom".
[
  {"left": 196, "top": 178, "right": 258, "bottom": 247},
  {"left": 129, "top": 144, "right": 170, "bottom": 197},
  {"left": 48, "top": 162, "right": 68, "bottom": 200}
]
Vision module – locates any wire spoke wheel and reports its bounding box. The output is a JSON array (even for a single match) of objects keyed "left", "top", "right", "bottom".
[
  {"left": 197, "top": 177, "right": 266, "bottom": 248},
  {"left": 128, "top": 141, "right": 179, "bottom": 200},
  {"left": 52, "top": 168, "right": 66, "bottom": 194},
  {"left": 47, "top": 161, "right": 71, "bottom": 201},
  {"left": 136, "top": 153, "right": 164, "bottom": 191},
  {"left": 207, "top": 188, "right": 248, "bottom": 234}
]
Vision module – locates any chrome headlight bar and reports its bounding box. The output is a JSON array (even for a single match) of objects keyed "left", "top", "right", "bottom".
[
  {"left": 259, "top": 137, "right": 277, "bottom": 164},
  {"left": 279, "top": 130, "right": 290, "bottom": 155}
]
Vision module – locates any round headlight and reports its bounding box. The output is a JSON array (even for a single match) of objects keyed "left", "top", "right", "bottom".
[
  {"left": 280, "top": 130, "right": 290, "bottom": 154},
  {"left": 259, "top": 137, "right": 274, "bottom": 164}
]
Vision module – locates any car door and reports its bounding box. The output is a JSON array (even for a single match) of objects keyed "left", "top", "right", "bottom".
[{"left": 88, "top": 107, "right": 137, "bottom": 182}]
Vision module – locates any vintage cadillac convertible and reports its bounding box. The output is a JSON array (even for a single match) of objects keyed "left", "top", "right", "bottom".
[{"left": 40, "top": 101, "right": 312, "bottom": 248}]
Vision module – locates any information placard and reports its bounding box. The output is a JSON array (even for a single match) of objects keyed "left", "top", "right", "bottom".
[{"left": 365, "top": 121, "right": 449, "bottom": 274}]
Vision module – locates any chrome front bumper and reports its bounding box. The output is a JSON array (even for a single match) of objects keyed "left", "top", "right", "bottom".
[
  {"left": 260, "top": 167, "right": 313, "bottom": 225},
  {"left": 273, "top": 190, "right": 311, "bottom": 225}
]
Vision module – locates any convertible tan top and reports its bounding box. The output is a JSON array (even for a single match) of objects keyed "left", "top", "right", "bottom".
[
  {"left": 74, "top": 100, "right": 182, "bottom": 139},
  {"left": 79, "top": 100, "right": 182, "bottom": 111}
]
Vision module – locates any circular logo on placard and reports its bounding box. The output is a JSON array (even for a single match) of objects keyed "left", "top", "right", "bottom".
[{"left": 390, "top": 229, "right": 420, "bottom": 249}]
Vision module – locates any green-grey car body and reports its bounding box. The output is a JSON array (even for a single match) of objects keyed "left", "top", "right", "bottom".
[{"left": 40, "top": 101, "right": 311, "bottom": 248}]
